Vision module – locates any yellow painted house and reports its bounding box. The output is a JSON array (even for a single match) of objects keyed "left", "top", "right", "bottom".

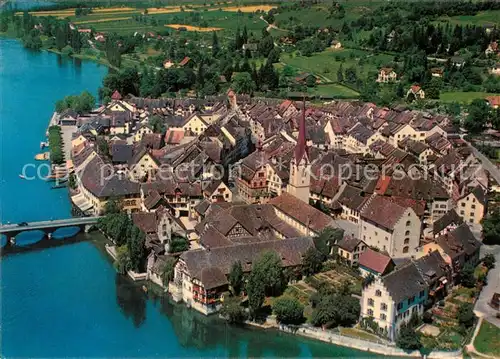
[{"left": 182, "top": 113, "right": 209, "bottom": 136}]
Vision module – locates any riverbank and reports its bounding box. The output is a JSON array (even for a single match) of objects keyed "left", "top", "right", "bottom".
[{"left": 245, "top": 319, "right": 462, "bottom": 359}]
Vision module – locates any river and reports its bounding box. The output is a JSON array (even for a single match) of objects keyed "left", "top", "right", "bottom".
[{"left": 0, "top": 38, "right": 382, "bottom": 357}]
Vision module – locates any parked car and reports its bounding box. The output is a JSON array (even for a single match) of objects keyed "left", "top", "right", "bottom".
[{"left": 17, "top": 222, "right": 28, "bottom": 226}]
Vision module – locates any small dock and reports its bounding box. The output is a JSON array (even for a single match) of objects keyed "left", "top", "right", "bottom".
[{"left": 35, "top": 152, "right": 50, "bottom": 161}]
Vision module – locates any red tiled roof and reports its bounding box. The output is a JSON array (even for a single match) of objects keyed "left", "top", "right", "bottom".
[
  {"left": 375, "top": 175, "right": 391, "bottom": 195},
  {"left": 358, "top": 248, "right": 393, "bottom": 274},
  {"left": 411, "top": 84, "right": 421, "bottom": 93},
  {"left": 111, "top": 90, "right": 122, "bottom": 101},
  {"left": 179, "top": 56, "right": 191, "bottom": 66},
  {"left": 269, "top": 192, "right": 333, "bottom": 233},
  {"left": 360, "top": 195, "right": 408, "bottom": 230},
  {"left": 487, "top": 96, "right": 500, "bottom": 107},
  {"left": 164, "top": 128, "right": 185, "bottom": 144}
]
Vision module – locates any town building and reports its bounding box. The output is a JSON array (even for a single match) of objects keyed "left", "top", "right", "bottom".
[
  {"left": 170, "top": 237, "right": 314, "bottom": 314},
  {"left": 361, "top": 251, "right": 450, "bottom": 340}
]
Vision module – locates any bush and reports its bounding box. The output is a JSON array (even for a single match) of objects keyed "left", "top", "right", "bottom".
[
  {"left": 47, "top": 126, "right": 64, "bottom": 164},
  {"left": 169, "top": 236, "right": 189, "bottom": 253},
  {"left": 396, "top": 324, "right": 422, "bottom": 351},
  {"left": 458, "top": 303, "right": 475, "bottom": 331},
  {"left": 423, "top": 311, "right": 433, "bottom": 324},
  {"left": 483, "top": 254, "right": 496, "bottom": 270},
  {"left": 272, "top": 296, "right": 304, "bottom": 325},
  {"left": 220, "top": 297, "right": 247, "bottom": 324}
]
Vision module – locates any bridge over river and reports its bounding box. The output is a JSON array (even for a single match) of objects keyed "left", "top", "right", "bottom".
[{"left": 0, "top": 217, "right": 102, "bottom": 246}]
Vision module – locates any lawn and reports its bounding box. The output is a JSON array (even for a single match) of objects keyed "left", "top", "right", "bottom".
[
  {"left": 281, "top": 48, "right": 393, "bottom": 82},
  {"left": 311, "top": 83, "right": 360, "bottom": 99},
  {"left": 339, "top": 327, "right": 386, "bottom": 344},
  {"left": 439, "top": 91, "right": 497, "bottom": 104},
  {"left": 474, "top": 320, "right": 500, "bottom": 356}
]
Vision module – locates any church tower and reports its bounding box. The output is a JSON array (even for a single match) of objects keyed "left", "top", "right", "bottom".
[{"left": 287, "top": 101, "right": 311, "bottom": 203}]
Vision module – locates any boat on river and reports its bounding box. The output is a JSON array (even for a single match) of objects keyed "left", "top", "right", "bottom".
[{"left": 19, "top": 174, "right": 26, "bottom": 179}]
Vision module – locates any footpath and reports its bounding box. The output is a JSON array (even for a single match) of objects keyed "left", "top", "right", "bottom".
[{"left": 247, "top": 320, "right": 462, "bottom": 358}]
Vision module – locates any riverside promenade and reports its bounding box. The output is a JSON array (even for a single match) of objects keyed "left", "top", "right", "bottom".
[{"left": 247, "top": 320, "right": 462, "bottom": 359}]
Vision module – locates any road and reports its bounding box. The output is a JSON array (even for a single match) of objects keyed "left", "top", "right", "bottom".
[
  {"left": 474, "top": 244, "right": 500, "bottom": 328},
  {"left": 469, "top": 144, "right": 500, "bottom": 185}
]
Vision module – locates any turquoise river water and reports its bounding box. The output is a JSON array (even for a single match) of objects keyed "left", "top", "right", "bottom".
[{"left": 0, "top": 38, "right": 384, "bottom": 357}]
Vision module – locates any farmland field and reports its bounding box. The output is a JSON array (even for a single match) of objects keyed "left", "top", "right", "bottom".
[{"left": 165, "top": 24, "right": 222, "bottom": 31}]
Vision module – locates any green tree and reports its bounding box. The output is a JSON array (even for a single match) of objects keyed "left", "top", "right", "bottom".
[
  {"left": 127, "top": 225, "right": 145, "bottom": 272},
  {"left": 253, "top": 250, "right": 283, "bottom": 295},
  {"left": 464, "top": 99, "right": 491, "bottom": 134},
  {"left": 98, "top": 212, "right": 132, "bottom": 246},
  {"left": 169, "top": 236, "right": 189, "bottom": 253},
  {"left": 246, "top": 271, "right": 265, "bottom": 318},
  {"left": 459, "top": 263, "right": 476, "bottom": 288},
  {"left": 114, "top": 245, "right": 131, "bottom": 274},
  {"left": 482, "top": 208, "right": 500, "bottom": 245},
  {"left": 104, "top": 198, "right": 122, "bottom": 214},
  {"left": 337, "top": 64, "right": 344, "bottom": 83},
  {"left": 55, "top": 25, "right": 66, "bottom": 51},
  {"left": 220, "top": 297, "right": 247, "bottom": 324},
  {"left": 272, "top": 296, "right": 304, "bottom": 325},
  {"left": 149, "top": 115, "right": 166, "bottom": 134},
  {"left": 302, "top": 247, "right": 324, "bottom": 276},
  {"left": 212, "top": 31, "right": 220, "bottom": 57},
  {"left": 70, "top": 29, "right": 81, "bottom": 53},
  {"left": 396, "top": 324, "right": 422, "bottom": 350},
  {"left": 314, "top": 227, "right": 343, "bottom": 257},
  {"left": 257, "top": 35, "right": 274, "bottom": 57},
  {"left": 458, "top": 303, "right": 475, "bottom": 332},
  {"left": 161, "top": 257, "right": 177, "bottom": 286},
  {"left": 232, "top": 72, "right": 255, "bottom": 94},
  {"left": 311, "top": 285, "right": 360, "bottom": 328},
  {"left": 229, "top": 261, "right": 244, "bottom": 295}
]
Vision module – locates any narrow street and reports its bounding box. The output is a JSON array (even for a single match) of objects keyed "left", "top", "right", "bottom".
[{"left": 469, "top": 145, "right": 500, "bottom": 185}]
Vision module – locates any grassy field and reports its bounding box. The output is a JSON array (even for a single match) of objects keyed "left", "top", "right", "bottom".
[
  {"left": 311, "top": 83, "right": 360, "bottom": 98},
  {"left": 281, "top": 48, "right": 393, "bottom": 82},
  {"left": 439, "top": 91, "right": 497, "bottom": 103},
  {"left": 474, "top": 320, "right": 500, "bottom": 356},
  {"left": 435, "top": 10, "right": 500, "bottom": 27}
]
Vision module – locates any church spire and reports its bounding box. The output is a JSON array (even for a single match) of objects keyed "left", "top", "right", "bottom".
[{"left": 294, "top": 99, "right": 307, "bottom": 163}]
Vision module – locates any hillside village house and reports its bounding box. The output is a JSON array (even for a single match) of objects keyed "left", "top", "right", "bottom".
[
  {"left": 406, "top": 85, "right": 425, "bottom": 100},
  {"left": 487, "top": 96, "right": 500, "bottom": 109},
  {"left": 376, "top": 68, "right": 397, "bottom": 83},
  {"left": 431, "top": 68, "right": 444, "bottom": 78},
  {"left": 169, "top": 237, "right": 314, "bottom": 315},
  {"left": 361, "top": 251, "right": 450, "bottom": 341},
  {"left": 359, "top": 195, "right": 421, "bottom": 258},
  {"left": 456, "top": 186, "right": 487, "bottom": 224}
]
